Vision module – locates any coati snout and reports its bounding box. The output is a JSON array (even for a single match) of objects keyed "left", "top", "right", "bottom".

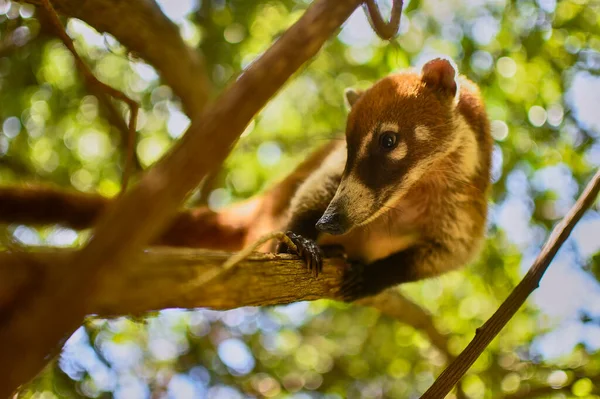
[
  {"left": 315, "top": 210, "right": 347, "bottom": 235},
  {"left": 316, "top": 176, "right": 380, "bottom": 235}
]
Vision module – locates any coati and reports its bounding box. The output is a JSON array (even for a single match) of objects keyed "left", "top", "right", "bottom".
[
  {"left": 275, "top": 57, "right": 492, "bottom": 300},
  {"left": 0, "top": 58, "right": 491, "bottom": 300}
]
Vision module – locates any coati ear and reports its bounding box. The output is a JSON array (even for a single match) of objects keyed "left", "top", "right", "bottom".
[
  {"left": 421, "top": 58, "right": 458, "bottom": 99},
  {"left": 344, "top": 88, "right": 364, "bottom": 108}
]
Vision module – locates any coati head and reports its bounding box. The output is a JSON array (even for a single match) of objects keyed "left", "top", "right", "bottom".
[{"left": 316, "top": 58, "right": 465, "bottom": 235}]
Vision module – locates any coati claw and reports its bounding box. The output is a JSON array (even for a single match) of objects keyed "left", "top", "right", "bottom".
[{"left": 277, "top": 231, "right": 323, "bottom": 277}]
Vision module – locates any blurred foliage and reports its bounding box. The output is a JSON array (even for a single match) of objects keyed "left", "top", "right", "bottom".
[{"left": 1, "top": 0, "right": 600, "bottom": 397}]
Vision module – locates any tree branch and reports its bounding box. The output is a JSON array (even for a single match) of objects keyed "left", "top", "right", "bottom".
[
  {"left": 38, "top": 0, "right": 139, "bottom": 191},
  {"left": 0, "top": 1, "right": 363, "bottom": 395},
  {"left": 0, "top": 248, "right": 349, "bottom": 317},
  {"left": 421, "top": 168, "right": 600, "bottom": 398},
  {"left": 0, "top": 246, "right": 457, "bottom": 363},
  {"left": 19, "top": 0, "right": 211, "bottom": 120},
  {"left": 363, "top": 0, "right": 404, "bottom": 40},
  {"left": 0, "top": 246, "right": 464, "bottom": 399}
]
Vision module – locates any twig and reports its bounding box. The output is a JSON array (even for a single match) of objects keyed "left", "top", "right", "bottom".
[
  {"left": 92, "top": 84, "right": 143, "bottom": 172},
  {"left": 38, "top": 0, "right": 139, "bottom": 193},
  {"left": 363, "top": 0, "right": 403, "bottom": 40},
  {"left": 221, "top": 232, "right": 297, "bottom": 269},
  {"left": 182, "top": 231, "right": 298, "bottom": 291},
  {"left": 19, "top": 0, "right": 212, "bottom": 122},
  {"left": 421, "top": 168, "right": 600, "bottom": 398}
]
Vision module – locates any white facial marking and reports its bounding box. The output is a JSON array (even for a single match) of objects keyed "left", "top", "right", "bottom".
[
  {"left": 414, "top": 125, "right": 431, "bottom": 141},
  {"left": 357, "top": 130, "right": 372, "bottom": 158},
  {"left": 380, "top": 122, "right": 399, "bottom": 134},
  {"left": 390, "top": 141, "right": 408, "bottom": 161}
]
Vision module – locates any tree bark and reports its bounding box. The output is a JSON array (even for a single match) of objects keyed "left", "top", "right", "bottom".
[{"left": 0, "top": 248, "right": 349, "bottom": 316}]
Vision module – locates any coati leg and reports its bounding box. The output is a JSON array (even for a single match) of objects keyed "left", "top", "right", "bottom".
[
  {"left": 276, "top": 142, "right": 345, "bottom": 276},
  {"left": 339, "top": 240, "right": 466, "bottom": 301},
  {"left": 277, "top": 205, "right": 333, "bottom": 276}
]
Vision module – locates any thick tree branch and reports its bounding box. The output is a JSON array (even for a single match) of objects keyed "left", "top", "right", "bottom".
[
  {"left": 0, "top": 1, "right": 363, "bottom": 395},
  {"left": 20, "top": 0, "right": 211, "bottom": 120},
  {"left": 66, "top": 0, "right": 362, "bottom": 307},
  {"left": 0, "top": 246, "right": 463, "bottom": 399},
  {"left": 0, "top": 247, "right": 457, "bottom": 358},
  {"left": 422, "top": 168, "right": 600, "bottom": 398},
  {"left": 0, "top": 248, "right": 349, "bottom": 316}
]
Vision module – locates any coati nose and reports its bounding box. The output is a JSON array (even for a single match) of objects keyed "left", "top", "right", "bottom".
[{"left": 316, "top": 212, "right": 348, "bottom": 235}]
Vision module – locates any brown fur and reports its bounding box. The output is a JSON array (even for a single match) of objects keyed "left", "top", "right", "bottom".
[
  {"left": 279, "top": 58, "right": 492, "bottom": 299},
  {"left": 0, "top": 140, "right": 340, "bottom": 251}
]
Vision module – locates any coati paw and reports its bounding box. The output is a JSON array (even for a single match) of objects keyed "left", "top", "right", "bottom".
[
  {"left": 277, "top": 231, "right": 323, "bottom": 277},
  {"left": 339, "top": 261, "right": 367, "bottom": 302}
]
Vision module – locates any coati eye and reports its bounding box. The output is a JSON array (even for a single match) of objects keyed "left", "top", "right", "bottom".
[{"left": 379, "top": 132, "right": 398, "bottom": 150}]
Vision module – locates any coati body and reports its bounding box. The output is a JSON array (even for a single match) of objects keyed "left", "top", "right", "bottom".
[
  {"left": 0, "top": 58, "right": 491, "bottom": 301},
  {"left": 276, "top": 58, "right": 492, "bottom": 300}
]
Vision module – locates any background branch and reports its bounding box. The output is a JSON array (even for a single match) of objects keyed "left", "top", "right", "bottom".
[
  {"left": 363, "top": 0, "right": 404, "bottom": 40},
  {"left": 358, "top": 291, "right": 452, "bottom": 360},
  {"left": 19, "top": 0, "right": 211, "bottom": 121},
  {"left": 422, "top": 168, "right": 600, "bottom": 398},
  {"left": 38, "top": 0, "right": 139, "bottom": 191},
  {"left": 358, "top": 290, "right": 468, "bottom": 399}
]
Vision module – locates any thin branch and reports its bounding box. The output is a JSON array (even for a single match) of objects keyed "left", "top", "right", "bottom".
[
  {"left": 363, "top": 0, "right": 404, "bottom": 40},
  {"left": 421, "top": 168, "right": 600, "bottom": 398},
  {"left": 92, "top": 90, "right": 143, "bottom": 172},
  {"left": 19, "top": 0, "right": 211, "bottom": 121},
  {"left": 0, "top": 1, "right": 364, "bottom": 396},
  {"left": 38, "top": 0, "right": 139, "bottom": 192}
]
